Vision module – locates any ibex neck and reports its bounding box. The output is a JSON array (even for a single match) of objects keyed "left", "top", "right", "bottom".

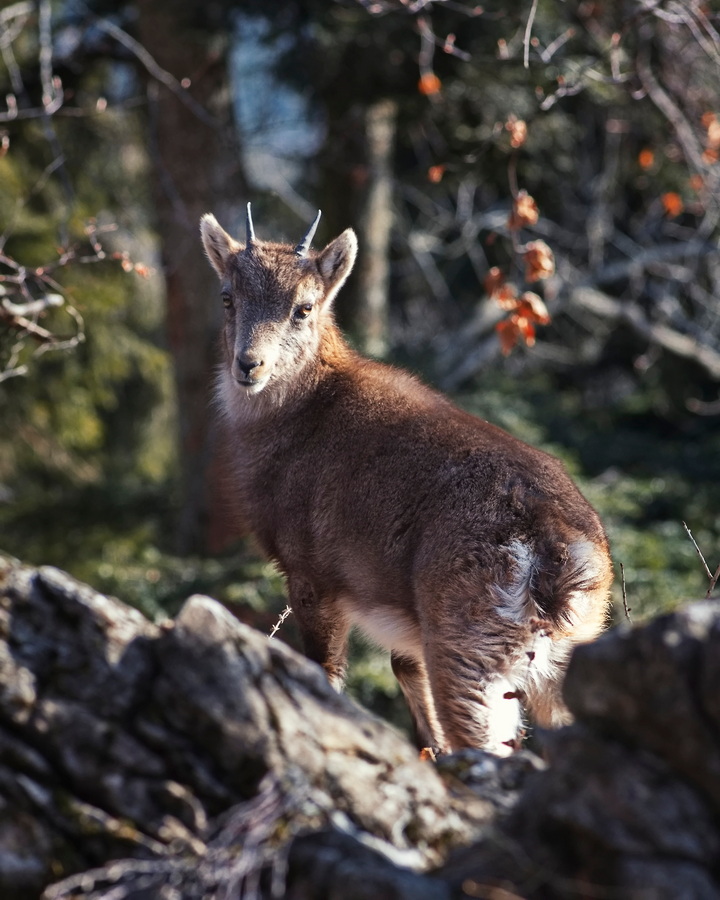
[{"left": 316, "top": 320, "right": 357, "bottom": 374}]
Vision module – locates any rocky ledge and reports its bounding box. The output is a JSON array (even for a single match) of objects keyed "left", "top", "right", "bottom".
[{"left": 1, "top": 554, "right": 719, "bottom": 899}]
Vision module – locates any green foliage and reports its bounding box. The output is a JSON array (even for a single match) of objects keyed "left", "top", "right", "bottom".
[{"left": 0, "top": 36, "right": 175, "bottom": 522}]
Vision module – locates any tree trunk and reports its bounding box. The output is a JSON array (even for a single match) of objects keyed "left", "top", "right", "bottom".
[
  {"left": 321, "top": 98, "right": 397, "bottom": 357},
  {"left": 353, "top": 99, "right": 397, "bottom": 358},
  {"left": 135, "top": 0, "right": 248, "bottom": 554}
]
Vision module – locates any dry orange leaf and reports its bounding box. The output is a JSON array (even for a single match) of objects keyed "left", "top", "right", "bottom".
[
  {"left": 418, "top": 72, "right": 442, "bottom": 96},
  {"left": 495, "top": 283, "right": 520, "bottom": 310},
  {"left": 638, "top": 148, "right": 654, "bottom": 170},
  {"left": 518, "top": 291, "right": 551, "bottom": 325},
  {"left": 517, "top": 316, "right": 537, "bottom": 346},
  {"left": 509, "top": 190, "right": 539, "bottom": 230},
  {"left": 427, "top": 164, "right": 445, "bottom": 183},
  {"left": 484, "top": 266, "right": 505, "bottom": 297},
  {"left": 524, "top": 240, "right": 555, "bottom": 282},
  {"left": 661, "top": 192, "right": 683, "bottom": 217},
  {"left": 496, "top": 310, "right": 545, "bottom": 355},
  {"left": 496, "top": 317, "right": 520, "bottom": 355},
  {"left": 707, "top": 118, "right": 720, "bottom": 149},
  {"left": 505, "top": 116, "right": 528, "bottom": 149},
  {"left": 419, "top": 747, "right": 437, "bottom": 762}
]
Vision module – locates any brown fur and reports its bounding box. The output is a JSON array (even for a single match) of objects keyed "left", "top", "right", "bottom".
[{"left": 200, "top": 214, "right": 613, "bottom": 756}]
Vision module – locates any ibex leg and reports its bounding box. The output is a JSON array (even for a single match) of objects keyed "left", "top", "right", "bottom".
[
  {"left": 421, "top": 612, "right": 531, "bottom": 756},
  {"left": 390, "top": 652, "right": 447, "bottom": 754},
  {"left": 288, "top": 578, "right": 350, "bottom": 690}
]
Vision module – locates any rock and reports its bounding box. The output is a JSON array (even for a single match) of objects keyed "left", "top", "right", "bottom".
[
  {"left": 563, "top": 600, "right": 720, "bottom": 810},
  {"left": 438, "top": 599, "right": 720, "bottom": 899},
  {"left": 2, "top": 553, "right": 720, "bottom": 899},
  {"left": 0, "top": 555, "right": 489, "bottom": 899}
]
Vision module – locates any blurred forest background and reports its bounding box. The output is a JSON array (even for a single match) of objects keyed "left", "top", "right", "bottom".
[{"left": 1, "top": 0, "right": 719, "bottom": 724}]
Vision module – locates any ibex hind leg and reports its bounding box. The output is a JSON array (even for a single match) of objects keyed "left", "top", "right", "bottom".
[
  {"left": 522, "top": 574, "right": 614, "bottom": 729},
  {"left": 517, "top": 631, "right": 573, "bottom": 729},
  {"left": 482, "top": 535, "right": 614, "bottom": 735},
  {"left": 422, "top": 625, "right": 530, "bottom": 757},
  {"left": 390, "top": 652, "right": 447, "bottom": 754}
]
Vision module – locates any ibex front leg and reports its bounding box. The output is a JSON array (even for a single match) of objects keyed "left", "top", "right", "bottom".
[
  {"left": 288, "top": 577, "right": 350, "bottom": 691},
  {"left": 391, "top": 652, "right": 447, "bottom": 754}
]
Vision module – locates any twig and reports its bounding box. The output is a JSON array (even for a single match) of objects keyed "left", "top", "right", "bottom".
[
  {"left": 268, "top": 605, "right": 292, "bottom": 640},
  {"left": 570, "top": 286, "right": 720, "bottom": 381},
  {"left": 92, "top": 16, "right": 221, "bottom": 130},
  {"left": 0, "top": 363, "right": 28, "bottom": 383},
  {"left": 620, "top": 563, "right": 632, "bottom": 624},
  {"left": 707, "top": 564, "right": 720, "bottom": 599},
  {"left": 682, "top": 521, "right": 713, "bottom": 580},
  {"left": 636, "top": 43, "right": 720, "bottom": 230},
  {"left": 523, "top": 0, "right": 539, "bottom": 69},
  {"left": 540, "top": 27, "right": 575, "bottom": 62},
  {"left": 417, "top": 15, "right": 436, "bottom": 79},
  {"left": 0, "top": 308, "right": 54, "bottom": 342},
  {"left": 38, "top": 0, "right": 55, "bottom": 108}
]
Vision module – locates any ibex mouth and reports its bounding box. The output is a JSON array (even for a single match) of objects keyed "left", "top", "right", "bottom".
[{"left": 234, "top": 374, "right": 268, "bottom": 394}]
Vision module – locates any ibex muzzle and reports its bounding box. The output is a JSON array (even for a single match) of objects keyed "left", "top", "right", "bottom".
[{"left": 201, "top": 206, "right": 613, "bottom": 756}]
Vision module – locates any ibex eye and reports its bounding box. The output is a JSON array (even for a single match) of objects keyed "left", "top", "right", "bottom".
[
  {"left": 294, "top": 303, "right": 313, "bottom": 320},
  {"left": 221, "top": 292, "right": 232, "bottom": 308}
]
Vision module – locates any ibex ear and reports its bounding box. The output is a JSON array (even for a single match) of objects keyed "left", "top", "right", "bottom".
[
  {"left": 200, "top": 214, "right": 240, "bottom": 278},
  {"left": 317, "top": 229, "right": 357, "bottom": 305}
]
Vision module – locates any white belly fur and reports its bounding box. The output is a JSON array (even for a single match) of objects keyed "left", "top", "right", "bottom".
[{"left": 340, "top": 599, "right": 422, "bottom": 659}]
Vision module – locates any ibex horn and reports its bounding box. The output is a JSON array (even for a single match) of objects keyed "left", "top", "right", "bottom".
[
  {"left": 295, "top": 210, "right": 322, "bottom": 257},
  {"left": 246, "top": 202, "right": 256, "bottom": 246}
]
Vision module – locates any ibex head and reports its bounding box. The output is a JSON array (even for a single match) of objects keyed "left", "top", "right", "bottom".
[{"left": 201, "top": 204, "right": 357, "bottom": 397}]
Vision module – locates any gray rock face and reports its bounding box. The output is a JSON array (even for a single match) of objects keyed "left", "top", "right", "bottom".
[
  {"left": 0, "top": 556, "right": 489, "bottom": 899},
  {"left": 439, "top": 602, "right": 720, "bottom": 899},
  {"left": 2, "top": 554, "right": 720, "bottom": 899}
]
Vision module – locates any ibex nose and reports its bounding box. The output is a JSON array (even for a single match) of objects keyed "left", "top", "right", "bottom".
[{"left": 236, "top": 354, "right": 263, "bottom": 378}]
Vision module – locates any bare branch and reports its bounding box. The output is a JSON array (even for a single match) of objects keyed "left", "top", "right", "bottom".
[
  {"left": 91, "top": 17, "right": 221, "bottom": 130},
  {"left": 268, "top": 606, "right": 293, "bottom": 640},
  {"left": 620, "top": 564, "right": 632, "bottom": 624},
  {"left": 540, "top": 27, "right": 576, "bottom": 63},
  {"left": 593, "top": 239, "right": 718, "bottom": 285},
  {"left": 636, "top": 43, "right": 720, "bottom": 227},
  {"left": 0, "top": 363, "right": 28, "bottom": 383},
  {"left": 707, "top": 564, "right": 720, "bottom": 599},
  {"left": 0, "top": 214, "right": 153, "bottom": 381},
  {"left": 0, "top": 2, "right": 32, "bottom": 44},
  {"left": 38, "top": 0, "right": 55, "bottom": 109},
  {"left": 665, "top": 1, "right": 720, "bottom": 65},
  {"left": 523, "top": 0, "right": 539, "bottom": 69},
  {"left": 0, "top": 307, "right": 54, "bottom": 342},
  {"left": 682, "top": 521, "right": 713, "bottom": 581},
  {"left": 682, "top": 522, "right": 720, "bottom": 599},
  {"left": 686, "top": 395, "right": 720, "bottom": 415},
  {"left": 570, "top": 287, "right": 720, "bottom": 381}
]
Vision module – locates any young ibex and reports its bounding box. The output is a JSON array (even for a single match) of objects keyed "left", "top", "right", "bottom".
[{"left": 201, "top": 205, "right": 613, "bottom": 756}]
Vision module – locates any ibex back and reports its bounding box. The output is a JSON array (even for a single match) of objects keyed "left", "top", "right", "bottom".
[{"left": 201, "top": 205, "right": 613, "bottom": 756}]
